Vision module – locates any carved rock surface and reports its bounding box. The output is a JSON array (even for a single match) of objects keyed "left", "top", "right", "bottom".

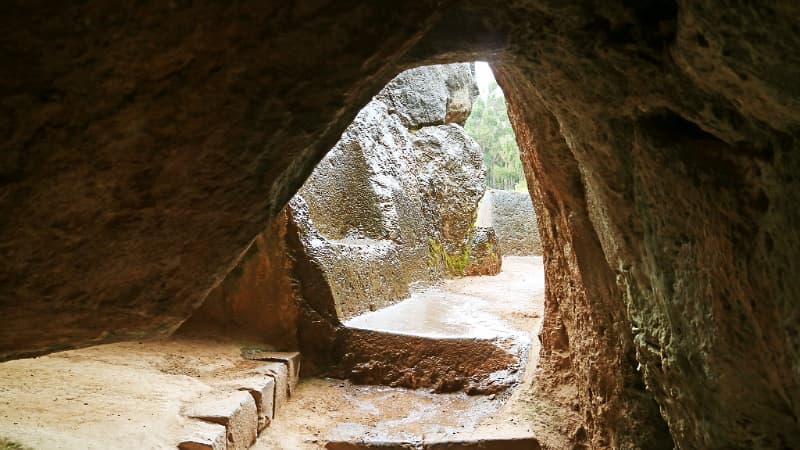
[
  {"left": 476, "top": 190, "right": 541, "bottom": 256},
  {"left": 1, "top": 2, "right": 799, "bottom": 449},
  {"left": 335, "top": 328, "right": 519, "bottom": 394},
  {"left": 176, "top": 210, "right": 298, "bottom": 347}
]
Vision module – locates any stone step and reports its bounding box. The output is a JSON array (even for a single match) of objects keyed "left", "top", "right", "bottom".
[
  {"left": 178, "top": 351, "right": 300, "bottom": 449},
  {"left": 183, "top": 390, "right": 258, "bottom": 450},
  {"left": 242, "top": 350, "right": 301, "bottom": 395},
  {"left": 333, "top": 328, "right": 521, "bottom": 394},
  {"left": 424, "top": 438, "right": 541, "bottom": 450},
  {"left": 178, "top": 420, "right": 227, "bottom": 450},
  {"left": 324, "top": 437, "right": 541, "bottom": 450},
  {"left": 219, "top": 374, "right": 276, "bottom": 431}
]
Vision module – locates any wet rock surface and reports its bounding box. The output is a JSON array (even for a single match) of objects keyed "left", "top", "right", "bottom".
[
  {"left": 335, "top": 257, "right": 539, "bottom": 396},
  {"left": 292, "top": 64, "right": 485, "bottom": 319},
  {"left": 476, "top": 190, "right": 541, "bottom": 256},
  {"left": 1, "top": 2, "right": 799, "bottom": 449},
  {"left": 335, "top": 329, "right": 519, "bottom": 395}
]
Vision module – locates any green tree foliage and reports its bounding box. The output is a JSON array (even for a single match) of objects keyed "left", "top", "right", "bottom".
[{"left": 465, "top": 80, "right": 527, "bottom": 191}]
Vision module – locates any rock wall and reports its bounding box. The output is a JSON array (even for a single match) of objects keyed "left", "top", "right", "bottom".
[
  {"left": 489, "top": 1, "right": 800, "bottom": 446},
  {"left": 293, "top": 63, "right": 485, "bottom": 319},
  {"left": 477, "top": 189, "right": 542, "bottom": 255},
  {"left": 172, "top": 63, "right": 487, "bottom": 374},
  {"left": 1, "top": 2, "right": 799, "bottom": 449},
  {"left": 175, "top": 211, "right": 298, "bottom": 349}
]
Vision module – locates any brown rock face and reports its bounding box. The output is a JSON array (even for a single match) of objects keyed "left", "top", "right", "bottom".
[
  {"left": 1, "top": 2, "right": 799, "bottom": 449},
  {"left": 334, "top": 328, "right": 519, "bottom": 395},
  {"left": 176, "top": 211, "right": 298, "bottom": 349}
]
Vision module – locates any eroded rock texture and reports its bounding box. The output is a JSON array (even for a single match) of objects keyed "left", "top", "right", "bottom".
[
  {"left": 176, "top": 211, "right": 298, "bottom": 349},
  {"left": 292, "top": 63, "right": 485, "bottom": 318},
  {"left": 463, "top": 227, "right": 502, "bottom": 277},
  {"left": 335, "top": 328, "right": 519, "bottom": 395},
  {"left": 378, "top": 63, "right": 478, "bottom": 128},
  {"left": 477, "top": 189, "right": 542, "bottom": 255},
  {"left": 1, "top": 2, "right": 799, "bottom": 449}
]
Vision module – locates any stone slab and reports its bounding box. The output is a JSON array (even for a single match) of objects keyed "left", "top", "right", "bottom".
[
  {"left": 325, "top": 442, "right": 417, "bottom": 450},
  {"left": 253, "top": 361, "right": 290, "bottom": 415},
  {"left": 220, "top": 375, "right": 276, "bottom": 431},
  {"left": 183, "top": 390, "right": 258, "bottom": 450},
  {"left": 424, "top": 438, "right": 541, "bottom": 449},
  {"left": 178, "top": 420, "right": 227, "bottom": 450},
  {"left": 242, "top": 350, "right": 300, "bottom": 395},
  {"left": 324, "top": 438, "right": 541, "bottom": 450}
]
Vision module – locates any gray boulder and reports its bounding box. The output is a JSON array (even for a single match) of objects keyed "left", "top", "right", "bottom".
[
  {"left": 377, "top": 63, "right": 479, "bottom": 128},
  {"left": 413, "top": 124, "right": 485, "bottom": 255},
  {"left": 292, "top": 63, "right": 486, "bottom": 319}
]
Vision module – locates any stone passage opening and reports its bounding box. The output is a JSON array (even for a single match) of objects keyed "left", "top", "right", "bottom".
[{"left": 247, "top": 62, "right": 550, "bottom": 448}]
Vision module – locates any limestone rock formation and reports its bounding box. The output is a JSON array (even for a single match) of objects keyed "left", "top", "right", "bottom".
[
  {"left": 477, "top": 189, "right": 542, "bottom": 256},
  {"left": 292, "top": 63, "right": 485, "bottom": 319},
  {"left": 1, "top": 2, "right": 799, "bottom": 449},
  {"left": 463, "top": 227, "right": 502, "bottom": 276}
]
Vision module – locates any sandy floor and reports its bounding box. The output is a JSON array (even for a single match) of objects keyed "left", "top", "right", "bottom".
[
  {"left": 0, "top": 340, "right": 269, "bottom": 449},
  {"left": 256, "top": 256, "right": 546, "bottom": 449}
]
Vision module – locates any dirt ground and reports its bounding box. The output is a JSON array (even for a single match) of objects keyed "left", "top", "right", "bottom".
[{"left": 0, "top": 257, "right": 571, "bottom": 449}]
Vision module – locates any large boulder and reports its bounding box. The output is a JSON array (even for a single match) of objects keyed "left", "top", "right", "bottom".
[
  {"left": 413, "top": 124, "right": 485, "bottom": 255},
  {"left": 292, "top": 63, "right": 486, "bottom": 319},
  {"left": 476, "top": 189, "right": 541, "bottom": 255},
  {"left": 377, "top": 63, "right": 478, "bottom": 128}
]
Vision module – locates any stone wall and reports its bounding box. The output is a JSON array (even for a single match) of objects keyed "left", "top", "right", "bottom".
[
  {"left": 477, "top": 189, "right": 542, "bottom": 255},
  {"left": 175, "top": 211, "right": 298, "bottom": 349}
]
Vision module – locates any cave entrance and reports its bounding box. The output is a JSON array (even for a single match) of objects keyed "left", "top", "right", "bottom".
[{"left": 262, "top": 62, "right": 547, "bottom": 447}]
